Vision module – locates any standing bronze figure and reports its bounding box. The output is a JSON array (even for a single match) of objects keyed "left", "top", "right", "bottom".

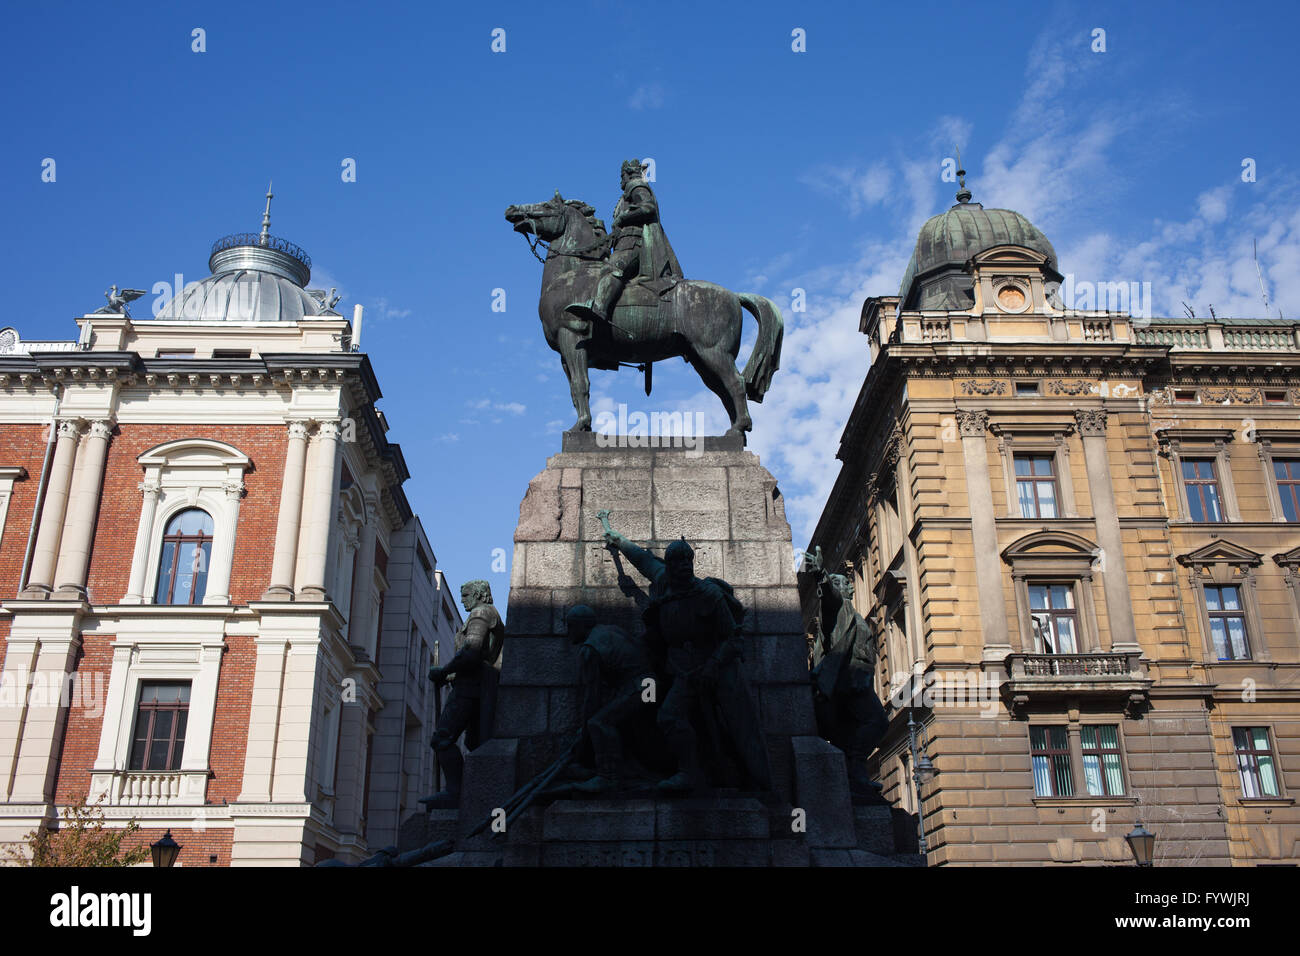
[
  {"left": 423, "top": 580, "right": 505, "bottom": 809},
  {"left": 601, "top": 518, "right": 770, "bottom": 794},
  {"left": 504, "top": 162, "right": 784, "bottom": 438},
  {"left": 806, "top": 548, "right": 888, "bottom": 800}
]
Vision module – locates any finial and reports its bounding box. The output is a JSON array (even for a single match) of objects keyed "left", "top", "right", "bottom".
[
  {"left": 954, "top": 146, "right": 972, "bottom": 204},
  {"left": 259, "top": 181, "right": 273, "bottom": 245}
]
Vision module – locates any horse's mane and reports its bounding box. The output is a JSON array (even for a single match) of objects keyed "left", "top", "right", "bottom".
[{"left": 562, "top": 199, "right": 607, "bottom": 237}]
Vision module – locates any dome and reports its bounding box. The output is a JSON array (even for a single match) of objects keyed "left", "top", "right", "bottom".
[
  {"left": 152, "top": 186, "right": 335, "bottom": 323},
  {"left": 154, "top": 267, "right": 326, "bottom": 323},
  {"left": 898, "top": 190, "right": 1059, "bottom": 311}
]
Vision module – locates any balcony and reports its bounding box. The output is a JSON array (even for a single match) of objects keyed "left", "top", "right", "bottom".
[
  {"left": 1002, "top": 652, "right": 1151, "bottom": 715},
  {"left": 89, "top": 769, "right": 209, "bottom": 807}
]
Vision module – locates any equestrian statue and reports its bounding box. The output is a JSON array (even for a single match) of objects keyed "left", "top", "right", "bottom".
[{"left": 505, "top": 160, "right": 784, "bottom": 439}]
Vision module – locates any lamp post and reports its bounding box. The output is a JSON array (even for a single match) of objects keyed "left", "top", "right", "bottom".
[
  {"left": 1125, "top": 822, "right": 1155, "bottom": 867},
  {"left": 907, "top": 710, "right": 936, "bottom": 862},
  {"left": 150, "top": 830, "right": 181, "bottom": 868}
]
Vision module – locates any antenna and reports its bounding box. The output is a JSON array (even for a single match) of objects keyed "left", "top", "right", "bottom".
[
  {"left": 1181, "top": 301, "right": 1195, "bottom": 320},
  {"left": 954, "top": 144, "right": 971, "bottom": 204},
  {"left": 259, "top": 181, "right": 273, "bottom": 245},
  {"left": 1254, "top": 237, "right": 1274, "bottom": 318}
]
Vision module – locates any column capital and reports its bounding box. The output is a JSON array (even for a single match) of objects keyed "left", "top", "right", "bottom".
[
  {"left": 956, "top": 409, "right": 990, "bottom": 437},
  {"left": 315, "top": 419, "right": 342, "bottom": 441},
  {"left": 286, "top": 420, "right": 310, "bottom": 441},
  {"left": 56, "top": 420, "right": 82, "bottom": 441},
  {"left": 138, "top": 479, "right": 162, "bottom": 499},
  {"left": 86, "top": 419, "right": 115, "bottom": 441},
  {"left": 223, "top": 479, "right": 246, "bottom": 500},
  {"left": 1074, "top": 408, "right": 1108, "bottom": 436}
]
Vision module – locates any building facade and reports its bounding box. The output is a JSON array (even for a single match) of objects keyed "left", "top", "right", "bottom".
[
  {"left": 0, "top": 209, "right": 455, "bottom": 865},
  {"left": 803, "top": 181, "right": 1300, "bottom": 865}
]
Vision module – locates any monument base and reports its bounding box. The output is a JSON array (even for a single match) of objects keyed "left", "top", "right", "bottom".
[{"left": 416, "top": 438, "right": 916, "bottom": 866}]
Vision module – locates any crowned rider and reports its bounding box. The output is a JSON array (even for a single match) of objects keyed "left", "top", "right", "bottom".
[{"left": 563, "top": 159, "right": 683, "bottom": 335}]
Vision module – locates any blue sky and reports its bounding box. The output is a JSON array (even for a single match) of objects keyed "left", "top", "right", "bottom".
[{"left": 4, "top": 1, "right": 1300, "bottom": 609}]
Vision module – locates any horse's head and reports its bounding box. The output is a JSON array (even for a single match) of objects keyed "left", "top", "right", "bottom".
[
  {"left": 504, "top": 192, "right": 605, "bottom": 243},
  {"left": 504, "top": 191, "right": 571, "bottom": 241}
]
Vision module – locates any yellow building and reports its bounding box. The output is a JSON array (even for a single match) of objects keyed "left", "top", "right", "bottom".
[{"left": 803, "top": 180, "right": 1299, "bottom": 866}]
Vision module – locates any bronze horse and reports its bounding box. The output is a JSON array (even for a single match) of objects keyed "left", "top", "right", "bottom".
[{"left": 505, "top": 193, "right": 783, "bottom": 438}]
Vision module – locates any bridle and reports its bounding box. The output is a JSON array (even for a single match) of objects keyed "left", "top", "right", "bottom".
[{"left": 519, "top": 203, "right": 611, "bottom": 263}]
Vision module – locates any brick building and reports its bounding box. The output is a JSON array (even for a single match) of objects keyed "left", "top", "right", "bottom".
[
  {"left": 803, "top": 176, "right": 1299, "bottom": 865},
  {"left": 0, "top": 201, "right": 458, "bottom": 865}
]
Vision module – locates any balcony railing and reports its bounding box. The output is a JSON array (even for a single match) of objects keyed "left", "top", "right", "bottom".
[
  {"left": 1082, "top": 319, "right": 1113, "bottom": 341},
  {"left": 1002, "top": 651, "right": 1151, "bottom": 715},
  {"left": 116, "top": 771, "right": 183, "bottom": 806},
  {"left": 1017, "top": 653, "right": 1136, "bottom": 678},
  {"left": 1134, "top": 323, "right": 1300, "bottom": 351}
]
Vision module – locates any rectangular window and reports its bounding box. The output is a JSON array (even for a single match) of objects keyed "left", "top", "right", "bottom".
[
  {"left": 1081, "top": 725, "right": 1125, "bottom": 796},
  {"left": 1274, "top": 459, "right": 1300, "bottom": 522},
  {"left": 1182, "top": 459, "right": 1223, "bottom": 522},
  {"left": 1030, "top": 726, "right": 1074, "bottom": 797},
  {"left": 128, "top": 682, "right": 191, "bottom": 771},
  {"left": 1264, "top": 390, "right": 1288, "bottom": 405},
  {"left": 1028, "top": 583, "right": 1079, "bottom": 653},
  {"left": 1015, "top": 381, "right": 1041, "bottom": 397},
  {"left": 1173, "top": 389, "right": 1198, "bottom": 404},
  {"left": 1233, "top": 727, "right": 1280, "bottom": 798},
  {"left": 1205, "top": 584, "right": 1251, "bottom": 660},
  {"left": 1015, "top": 455, "right": 1059, "bottom": 518}
]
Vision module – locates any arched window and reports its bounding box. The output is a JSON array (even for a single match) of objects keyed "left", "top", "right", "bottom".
[{"left": 154, "top": 509, "right": 214, "bottom": 605}]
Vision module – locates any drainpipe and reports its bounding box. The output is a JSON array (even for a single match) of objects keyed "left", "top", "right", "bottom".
[{"left": 19, "top": 383, "right": 63, "bottom": 592}]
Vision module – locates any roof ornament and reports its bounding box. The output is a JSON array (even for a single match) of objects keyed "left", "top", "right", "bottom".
[
  {"left": 954, "top": 146, "right": 972, "bottom": 204},
  {"left": 259, "top": 181, "right": 273, "bottom": 245},
  {"left": 94, "top": 284, "right": 147, "bottom": 317}
]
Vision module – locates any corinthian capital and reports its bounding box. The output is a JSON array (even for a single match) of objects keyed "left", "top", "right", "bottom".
[
  {"left": 956, "top": 409, "right": 990, "bottom": 437},
  {"left": 139, "top": 479, "right": 162, "bottom": 499},
  {"left": 87, "top": 419, "right": 114, "bottom": 441},
  {"left": 1074, "top": 408, "right": 1108, "bottom": 436},
  {"left": 56, "top": 420, "right": 82, "bottom": 441},
  {"left": 287, "top": 420, "right": 309, "bottom": 442},
  {"left": 223, "top": 479, "right": 246, "bottom": 500},
  {"left": 316, "top": 420, "right": 341, "bottom": 441}
]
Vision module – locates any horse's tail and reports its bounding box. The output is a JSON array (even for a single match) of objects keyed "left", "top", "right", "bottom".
[{"left": 738, "top": 293, "right": 784, "bottom": 402}]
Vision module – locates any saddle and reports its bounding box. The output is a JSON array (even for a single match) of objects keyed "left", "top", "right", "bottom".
[{"left": 617, "top": 274, "right": 678, "bottom": 309}]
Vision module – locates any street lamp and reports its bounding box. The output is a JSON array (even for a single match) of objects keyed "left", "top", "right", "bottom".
[
  {"left": 150, "top": 830, "right": 181, "bottom": 868},
  {"left": 907, "top": 710, "right": 936, "bottom": 861},
  {"left": 1125, "top": 822, "right": 1155, "bottom": 867}
]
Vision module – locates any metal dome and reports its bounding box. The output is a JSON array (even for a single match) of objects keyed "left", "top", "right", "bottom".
[
  {"left": 154, "top": 268, "right": 326, "bottom": 322},
  {"left": 898, "top": 196, "right": 1059, "bottom": 311},
  {"left": 151, "top": 185, "right": 332, "bottom": 323}
]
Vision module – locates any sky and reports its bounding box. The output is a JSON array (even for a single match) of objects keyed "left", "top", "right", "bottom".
[{"left": 3, "top": 0, "right": 1300, "bottom": 613}]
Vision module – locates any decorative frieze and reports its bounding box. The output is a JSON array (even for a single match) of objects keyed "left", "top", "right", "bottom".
[
  {"left": 960, "top": 379, "right": 1006, "bottom": 396},
  {"left": 1047, "top": 379, "right": 1097, "bottom": 396}
]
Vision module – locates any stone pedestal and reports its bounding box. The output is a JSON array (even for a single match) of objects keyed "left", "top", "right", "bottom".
[{"left": 442, "top": 436, "right": 903, "bottom": 866}]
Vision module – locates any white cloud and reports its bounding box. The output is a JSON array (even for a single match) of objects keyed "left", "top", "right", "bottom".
[
  {"left": 468, "top": 398, "right": 527, "bottom": 415},
  {"left": 628, "top": 83, "right": 665, "bottom": 111}
]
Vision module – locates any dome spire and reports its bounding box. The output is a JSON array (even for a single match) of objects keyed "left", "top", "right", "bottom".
[
  {"left": 954, "top": 146, "right": 972, "bottom": 204},
  {"left": 259, "top": 181, "right": 273, "bottom": 245}
]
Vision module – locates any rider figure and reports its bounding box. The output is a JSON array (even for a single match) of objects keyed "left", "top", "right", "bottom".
[{"left": 563, "top": 159, "right": 683, "bottom": 335}]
